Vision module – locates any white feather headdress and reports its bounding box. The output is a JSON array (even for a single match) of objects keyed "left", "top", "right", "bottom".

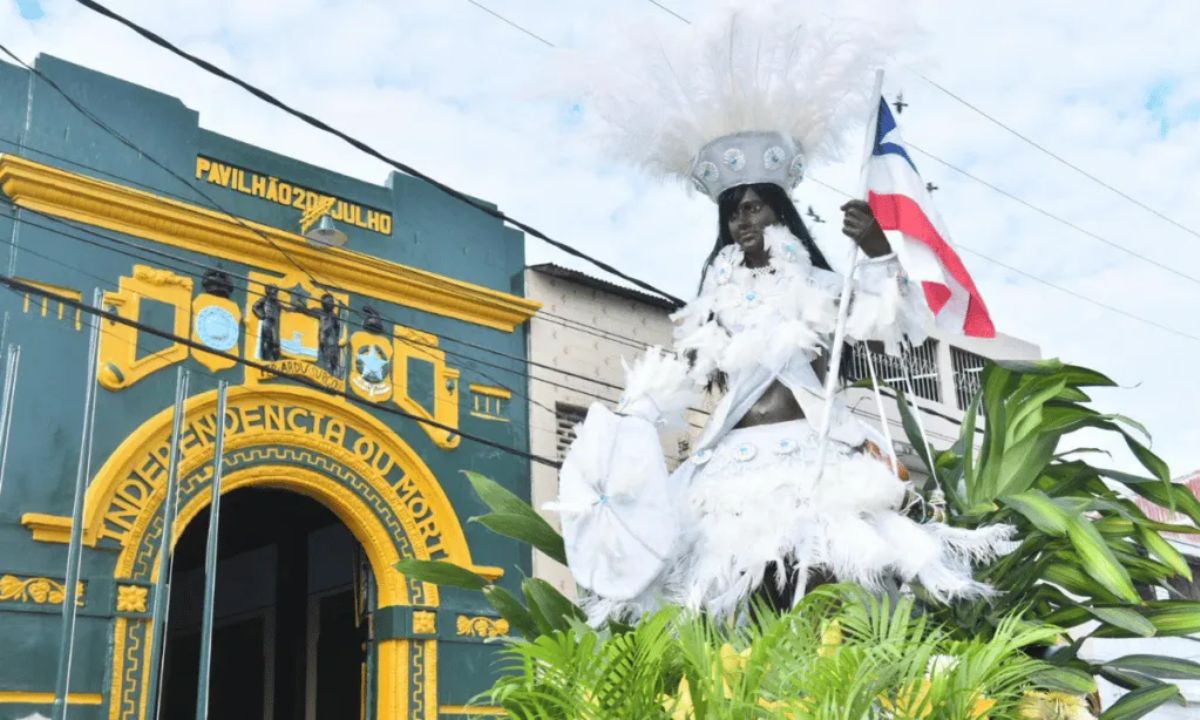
[{"left": 578, "top": 1, "right": 898, "bottom": 200}]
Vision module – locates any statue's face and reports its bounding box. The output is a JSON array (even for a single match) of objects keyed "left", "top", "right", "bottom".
[{"left": 727, "top": 187, "right": 779, "bottom": 259}]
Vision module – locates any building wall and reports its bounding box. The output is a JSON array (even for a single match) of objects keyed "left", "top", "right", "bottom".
[{"left": 0, "top": 54, "right": 533, "bottom": 720}]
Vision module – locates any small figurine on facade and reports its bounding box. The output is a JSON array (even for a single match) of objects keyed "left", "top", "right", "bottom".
[
  {"left": 201, "top": 269, "right": 234, "bottom": 299},
  {"left": 293, "top": 292, "right": 345, "bottom": 375},
  {"left": 361, "top": 304, "right": 386, "bottom": 335},
  {"left": 251, "top": 285, "right": 282, "bottom": 361}
]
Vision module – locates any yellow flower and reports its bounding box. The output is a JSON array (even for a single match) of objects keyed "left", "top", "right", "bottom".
[
  {"left": 1018, "top": 691, "right": 1095, "bottom": 720},
  {"left": 971, "top": 696, "right": 997, "bottom": 719},
  {"left": 819, "top": 619, "right": 843, "bottom": 658},
  {"left": 665, "top": 675, "right": 693, "bottom": 720},
  {"left": 880, "top": 679, "right": 934, "bottom": 718}
]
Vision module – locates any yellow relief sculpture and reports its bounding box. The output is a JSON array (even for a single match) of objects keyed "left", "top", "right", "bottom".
[
  {"left": 349, "top": 327, "right": 394, "bottom": 403},
  {"left": 412, "top": 610, "right": 437, "bottom": 635},
  {"left": 16, "top": 277, "right": 83, "bottom": 330},
  {"left": 0, "top": 574, "right": 84, "bottom": 606},
  {"left": 115, "top": 585, "right": 148, "bottom": 613},
  {"left": 455, "top": 615, "right": 510, "bottom": 638},
  {"left": 97, "top": 265, "right": 193, "bottom": 390},
  {"left": 190, "top": 293, "right": 241, "bottom": 372},
  {"left": 243, "top": 271, "right": 349, "bottom": 391},
  {"left": 393, "top": 326, "right": 461, "bottom": 450}
]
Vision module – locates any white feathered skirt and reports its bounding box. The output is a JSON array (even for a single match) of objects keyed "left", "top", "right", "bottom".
[{"left": 555, "top": 408, "right": 1015, "bottom": 624}]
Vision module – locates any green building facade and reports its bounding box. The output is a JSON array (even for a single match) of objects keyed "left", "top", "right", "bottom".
[{"left": 0, "top": 55, "right": 538, "bottom": 720}]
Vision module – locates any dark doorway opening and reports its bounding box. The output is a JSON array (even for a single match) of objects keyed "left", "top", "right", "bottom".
[{"left": 160, "top": 488, "right": 366, "bottom": 720}]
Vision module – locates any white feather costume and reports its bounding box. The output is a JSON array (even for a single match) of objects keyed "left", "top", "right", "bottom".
[
  {"left": 556, "top": 228, "right": 1014, "bottom": 623},
  {"left": 552, "top": 2, "right": 1015, "bottom": 624}
]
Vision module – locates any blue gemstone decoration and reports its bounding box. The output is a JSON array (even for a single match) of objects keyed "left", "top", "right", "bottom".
[
  {"left": 691, "top": 448, "right": 713, "bottom": 465},
  {"left": 734, "top": 444, "right": 757, "bottom": 462},
  {"left": 597, "top": 494, "right": 609, "bottom": 505},
  {"left": 745, "top": 291, "right": 758, "bottom": 302},
  {"left": 775, "top": 438, "right": 798, "bottom": 455}
]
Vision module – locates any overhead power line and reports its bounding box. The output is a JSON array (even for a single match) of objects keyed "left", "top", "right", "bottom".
[
  {"left": 906, "top": 142, "right": 1200, "bottom": 291},
  {"left": 638, "top": 0, "right": 1200, "bottom": 274},
  {"left": 464, "top": 0, "right": 556, "bottom": 47},
  {"left": 71, "top": 0, "right": 683, "bottom": 307},
  {"left": 805, "top": 176, "right": 1200, "bottom": 346},
  {"left": 2, "top": 274, "right": 564, "bottom": 468},
  {"left": 915, "top": 72, "right": 1200, "bottom": 245},
  {"left": 645, "top": 1, "right": 691, "bottom": 25}
]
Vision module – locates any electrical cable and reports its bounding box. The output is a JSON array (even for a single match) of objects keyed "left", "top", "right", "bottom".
[
  {"left": 0, "top": 63, "right": 681, "bottom": 403},
  {"left": 638, "top": 0, "right": 1200, "bottom": 290},
  {"left": 914, "top": 72, "right": 1200, "bottom": 245},
  {"left": 70, "top": 0, "right": 684, "bottom": 307},
  {"left": 2, "top": 274, "right": 565, "bottom": 468},
  {"left": 906, "top": 142, "right": 1200, "bottom": 291},
  {"left": 805, "top": 175, "right": 1200, "bottom": 345},
  {"left": 0, "top": 207, "right": 710, "bottom": 433},
  {"left": 0, "top": 209, "right": 629, "bottom": 424},
  {"left": 463, "top": 0, "right": 556, "bottom": 48}
]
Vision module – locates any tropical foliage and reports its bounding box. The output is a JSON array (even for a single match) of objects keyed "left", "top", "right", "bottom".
[
  {"left": 397, "top": 359, "right": 1200, "bottom": 718},
  {"left": 893, "top": 359, "right": 1200, "bottom": 712},
  {"left": 489, "top": 586, "right": 1060, "bottom": 719}
]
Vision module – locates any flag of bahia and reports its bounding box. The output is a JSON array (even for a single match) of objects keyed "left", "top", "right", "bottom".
[{"left": 866, "top": 100, "right": 996, "bottom": 338}]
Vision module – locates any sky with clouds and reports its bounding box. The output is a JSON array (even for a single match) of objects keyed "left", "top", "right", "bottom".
[{"left": 4, "top": 0, "right": 1199, "bottom": 477}]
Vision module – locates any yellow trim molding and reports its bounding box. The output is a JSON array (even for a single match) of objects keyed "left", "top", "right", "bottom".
[
  {"left": 439, "top": 706, "right": 506, "bottom": 717},
  {"left": 0, "top": 154, "right": 541, "bottom": 332},
  {"left": 0, "top": 692, "right": 103, "bottom": 705},
  {"left": 467, "top": 384, "right": 512, "bottom": 400}
]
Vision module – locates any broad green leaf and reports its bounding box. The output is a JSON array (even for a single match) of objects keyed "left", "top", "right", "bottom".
[
  {"left": 1141, "top": 602, "right": 1200, "bottom": 636},
  {"left": 1136, "top": 526, "right": 1193, "bottom": 581},
  {"left": 1043, "top": 560, "right": 1121, "bottom": 602},
  {"left": 1055, "top": 386, "right": 1091, "bottom": 402},
  {"left": 465, "top": 470, "right": 538, "bottom": 516},
  {"left": 1101, "top": 468, "right": 1200, "bottom": 525},
  {"left": 1098, "top": 682, "right": 1180, "bottom": 720},
  {"left": 895, "top": 389, "right": 936, "bottom": 478},
  {"left": 1065, "top": 514, "right": 1140, "bottom": 603},
  {"left": 958, "top": 389, "right": 982, "bottom": 501},
  {"left": 1059, "top": 364, "right": 1117, "bottom": 388},
  {"left": 482, "top": 584, "right": 538, "bottom": 638},
  {"left": 394, "top": 559, "right": 488, "bottom": 591},
  {"left": 1007, "top": 377, "right": 1067, "bottom": 445},
  {"left": 1042, "top": 604, "right": 1092, "bottom": 629},
  {"left": 995, "top": 432, "right": 1061, "bottom": 497},
  {"left": 1089, "top": 607, "right": 1156, "bottom": 638},
  {"left": 1001, "top": 490, "right": 1070, "bottom": 535},
  {"left": 1031, "top": 665, "right": 1096, "bottom": 694},
  {"left": 1097, "top": 667, "right": 1160, "bottom": 692},
  {"left": 1093, "top": 603, "right": 1200, "bottom": 638},
  {"left": 991, "top": 358, "right": 1064, "bottom": 375},
  {"left": 522, "top": 578, "right": 584, "bottom": 634},
  {"left": 472, "top": 512, "right": 567, "bottom": 565},
  {"left": 1104, "top": 654, "right": 1200, "bottom": 680}
]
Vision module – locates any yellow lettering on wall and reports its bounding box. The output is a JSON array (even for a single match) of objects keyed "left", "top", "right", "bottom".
[{"left": 194, "top": 155, "right": 393, "bottom": 237}]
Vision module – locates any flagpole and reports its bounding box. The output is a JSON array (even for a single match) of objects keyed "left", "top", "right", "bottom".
[
  {"left": 145, "top": 367, "right": 190, "bottom": 720},
  {"left": 52, "top": 289, "right": 103, "bottom": 720},
  {"left": 814, "top": 68, "right": 885, "bottom": 478}
]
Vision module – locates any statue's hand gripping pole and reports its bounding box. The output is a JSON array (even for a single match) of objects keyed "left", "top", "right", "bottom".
[{"left": 813, "top": 69, "right": 886, "bottom": 480}]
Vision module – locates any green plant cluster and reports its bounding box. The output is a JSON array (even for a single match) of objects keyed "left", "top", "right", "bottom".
[{"left": 399, "top": 360, "right": 1200, "bottom": 718}]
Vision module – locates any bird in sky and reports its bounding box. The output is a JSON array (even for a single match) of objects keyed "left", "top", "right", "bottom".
[{"left": 806, "top": 206, "right": 825, "bottom": 223}]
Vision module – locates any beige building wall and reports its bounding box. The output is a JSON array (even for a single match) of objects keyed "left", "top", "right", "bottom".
[{"left": 524, "top": 264, "right": 1040, "bottom": 596}]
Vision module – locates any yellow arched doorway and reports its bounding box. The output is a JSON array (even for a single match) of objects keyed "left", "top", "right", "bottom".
[{"left": 24, "top": 384, "right": 499, "bottom": 720}]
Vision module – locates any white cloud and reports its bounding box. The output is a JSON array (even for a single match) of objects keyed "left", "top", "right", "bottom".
[{"left": 6, "top": 0, "right": 1200, "bottom": 474}]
